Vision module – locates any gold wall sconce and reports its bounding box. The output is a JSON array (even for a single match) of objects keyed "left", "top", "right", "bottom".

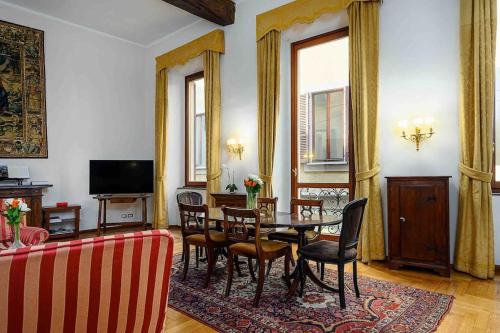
[
  {"left": 227, "top": 138, "right": 245, "bottom": 160},
  {"left": 398, "top": 117, "right": 435, "bottom": 151}
]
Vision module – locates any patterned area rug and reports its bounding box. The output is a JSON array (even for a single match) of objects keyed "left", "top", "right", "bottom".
[{"left": 168, "top": 254, "right": 453, "bottom": 332}]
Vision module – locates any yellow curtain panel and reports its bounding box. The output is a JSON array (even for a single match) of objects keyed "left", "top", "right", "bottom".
[
  {"left": 349, "top": 0, "right": 385, "bottom": 262},
  {"left": 156, "top": 29, "right": 225, "bottom": 72},
  {"left": 455, "top": 0, "right": 496, "bottom": 279},
  {"left": 257, "top": 30, "right": 281, "bottom": 197},
  {"left": 154, "top": 69, "right": 168, "bottom": 229},
  {"left": 204, "top": 51, "right": 222, "bottom": 207}
]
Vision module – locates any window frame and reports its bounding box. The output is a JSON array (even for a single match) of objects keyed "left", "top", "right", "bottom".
[
  {"left": 291, "top": 27, "right": 355, "bottom": 199},
  {"left": 184, "top": 71, "right": 206, "bottom": 188},
  {"left": 310, "top": 88, "right": 348, "bottom": 163}
]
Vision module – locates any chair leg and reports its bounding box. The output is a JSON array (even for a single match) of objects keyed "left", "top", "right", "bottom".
[
  {"left": 266, "top": 260, "right": 273, "bottom": 277},
  {"left": 316, "top": 261, "right": 320, "bottom": 273},
  {"left": 353, "top": 260, "right": 360, "bottom": 298},
  {"left": 290, "top": 245, "right": 296, "bottom": 267},
  {"left": 284, "top": 250, "right": 291, "bottom": 288},
  {"left": 253, "top": 258, "right": 266, "bottom": 307},
  {"left": 338, "top": 263, "right": 346, "bottom": 309},
  {"left": 204, "top": 247, "right": 215, "bottom": 288},
  {"left": 320, "top": 262, "right": 325, "bottom": 281},
  {"left": 195, "top": 246, "right": 199, "bottom": 268},
  {"left": 299, "top": 257, "right": 306, "bottom": 298},
  {"left": 248, "top": 257, "right": 256, "bottom": 281},
  {"left": 235, "top": 255, "right": 243, "bottom": 277},
  {"left": 225, "top": 252, "right": 234, "bottom": 297},
  {"left": 182, "top": 242, "right": 190, "bottom": 281}
]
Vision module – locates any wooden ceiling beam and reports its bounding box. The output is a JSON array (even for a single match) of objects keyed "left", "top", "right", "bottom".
[{"left": 162, "top": 0, "right": 235, "bottom": 26}]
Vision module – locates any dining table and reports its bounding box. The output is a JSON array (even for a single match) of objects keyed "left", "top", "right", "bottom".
[{"left": 206, "top": 207, "right": 342, "bottom": 253}]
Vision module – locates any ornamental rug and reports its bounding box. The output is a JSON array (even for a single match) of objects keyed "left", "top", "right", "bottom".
[{"left": 168, "top": 254, "right": 453, "bottom": 333}]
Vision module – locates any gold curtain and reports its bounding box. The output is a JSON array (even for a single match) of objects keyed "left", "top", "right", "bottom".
[
  {"left": 455, "top": 0, "right": 496, "bottom": 279},
  {"left": 348, "top": 0, "right": 385, "bottom": 262},
  {"left": 153, "top": 69, "right": 168, "bottom": 229},
  {"left": 204, "top": 50, "right": 222, "bottom": 207},
  {"left": 257, "top": 30, "right": 281, "bottom": 197}
]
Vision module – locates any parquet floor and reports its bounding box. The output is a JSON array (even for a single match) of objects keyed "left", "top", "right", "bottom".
[{"left": 78, "top": 227, "right": 499, "bottom": 333}]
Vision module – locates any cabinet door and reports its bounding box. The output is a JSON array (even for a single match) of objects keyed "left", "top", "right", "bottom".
[{"left": 399, "top": 184, "right": 439, "bottom": 262}]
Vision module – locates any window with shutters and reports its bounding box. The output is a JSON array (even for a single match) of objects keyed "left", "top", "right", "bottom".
[{"left": 291, "top": 28, "right": 354, "bottom": 229}]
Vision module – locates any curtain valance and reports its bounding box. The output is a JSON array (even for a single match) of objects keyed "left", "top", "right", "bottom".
[
  {"left": 156, "top": 29, "right": 225, "bottom": 72},
  {"left": 256, "top": 0, "right": 380, "bottom": 41}
]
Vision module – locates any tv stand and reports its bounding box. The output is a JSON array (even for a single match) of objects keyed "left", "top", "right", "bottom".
[{"left": 93, "top": 194, "right": 151, "bottom": 236}]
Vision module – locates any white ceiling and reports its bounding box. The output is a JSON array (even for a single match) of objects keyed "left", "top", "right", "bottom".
[{"left": 1, "top": 0, "right": 202, "bottom": 46}]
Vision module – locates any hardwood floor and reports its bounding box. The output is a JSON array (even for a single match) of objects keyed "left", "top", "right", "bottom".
[{"left": 77, "top": 227, "right": 499, "bottom": 333}]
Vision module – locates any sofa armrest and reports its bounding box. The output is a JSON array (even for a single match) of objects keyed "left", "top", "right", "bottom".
[{"left": 20, "top": 226, "right": 49, "bottom": 245}]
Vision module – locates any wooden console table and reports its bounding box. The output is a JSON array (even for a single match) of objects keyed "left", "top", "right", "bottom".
[
  {"left": 0, "top": 184, "right": 53, "bottom": 227},
  {"left": 210, "top": 192, "right": 246, "bottom": 208},
  {"left": 93, "top": 194, "right": 151, "bottom": 236}
]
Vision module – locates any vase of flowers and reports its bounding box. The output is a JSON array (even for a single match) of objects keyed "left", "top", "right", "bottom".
[
  {"left": 244, "top": 174, "right": 263, "bottom": 209},
  {"left": 3, "top": 198, "right": 30, "bottom": 249}
]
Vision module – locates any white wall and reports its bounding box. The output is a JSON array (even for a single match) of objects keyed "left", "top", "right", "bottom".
[
  {"left": 147, "top": 0, "right": 499, "bottom": 264},
  {"left": 0, "top": 2, "right": 153, "bottom": 230}
]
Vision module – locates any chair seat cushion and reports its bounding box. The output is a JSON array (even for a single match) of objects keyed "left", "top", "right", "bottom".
[
  {"left": 268, "top": 229, "right": 317, "bottom": 243},
  {"left": 298, "top": 240, "right": 357, "bottom": 262},
  {"left": 229, "top": 240, "right": 289, "bottom": 257},
  {"left": 185, "top": 231, "right": 226, "bottom": 244}
]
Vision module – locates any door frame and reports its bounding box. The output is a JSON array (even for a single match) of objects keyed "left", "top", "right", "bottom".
[{"left": 290, "top": 27, "right": 355, "bottom": 207}]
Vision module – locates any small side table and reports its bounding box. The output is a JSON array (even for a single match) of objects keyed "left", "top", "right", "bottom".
[{"left": 42, "top": 205, "right": 81, "bottom": 240}]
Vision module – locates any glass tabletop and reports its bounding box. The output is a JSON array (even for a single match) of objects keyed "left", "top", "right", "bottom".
[{"left": 206, "top": 208, "right": 342, "bottom": 229}]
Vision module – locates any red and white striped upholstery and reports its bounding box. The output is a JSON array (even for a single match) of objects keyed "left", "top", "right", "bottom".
[
  {"left": 0, "top": 199, "right": 49, "bottom": 248},
  {"left": 0, "top": 230, "right": 175, "bottom": 333}
]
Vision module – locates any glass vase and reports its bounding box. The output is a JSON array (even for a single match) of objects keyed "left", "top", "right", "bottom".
[
  {"left": 246, "top": 191, "right": 258, "bottom": 209},
  {"left": 9, "top": 223, "right": 25, "bottom": 250}
]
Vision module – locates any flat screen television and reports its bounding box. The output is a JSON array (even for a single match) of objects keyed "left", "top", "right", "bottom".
[{"left": 89, "top": 160, "right": 154, "bottom": 195}]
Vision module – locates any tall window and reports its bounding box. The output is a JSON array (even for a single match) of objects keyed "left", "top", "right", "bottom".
[
  {"left": 185, "top": 72, "right": 206, "bottom": 187},
  {"left": 292, "top": 28, "right": 353, "bottom": 231}
]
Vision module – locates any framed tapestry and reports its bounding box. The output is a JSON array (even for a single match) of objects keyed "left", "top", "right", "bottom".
[{"left": 0, "top": 20, "right": 47, "bottom": 158}]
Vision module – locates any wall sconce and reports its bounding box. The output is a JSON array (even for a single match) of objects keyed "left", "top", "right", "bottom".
[
  {"left": 227, "top": 138, "right": 245, "bottom": 160},
  {"left": 398, "top": 117, "right": 435, "bottom": 151}
]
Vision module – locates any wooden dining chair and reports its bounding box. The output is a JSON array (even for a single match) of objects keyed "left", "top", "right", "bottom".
[
  {"left": 267, "top": 198, "right": 324, "bottom": 270},
  {"left": 223, "top": 206, "right": 292, "bottom": 307},
  {"left": 177, "top": 192, "right": 204, "bottom": 265},
  {"left": 179, "top": 203, "right": 228, "bottom": 288},
  {"left": 247, "top": 197, "right": 278, "bottom": 238},
  {"left": 288, "top": 198, "right": 368, "bottom": 309}
]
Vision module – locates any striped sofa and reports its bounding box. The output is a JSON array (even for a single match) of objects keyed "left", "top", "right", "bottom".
[
  {"left": 0, "top": 230, "right": 174, "bottom": 333},
  {"left": 0, "top": 199, "right": 49, "bottom": 249}
]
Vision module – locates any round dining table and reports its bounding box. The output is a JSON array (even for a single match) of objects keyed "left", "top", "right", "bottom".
[{"left": 206, "top": 207, "right": 342, "bottom": 251}]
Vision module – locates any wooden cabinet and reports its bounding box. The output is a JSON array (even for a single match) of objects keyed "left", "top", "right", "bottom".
[
  {"left": 43, "top": 205, "right": 81, "bottom": 239},
  {"left": 386, "top": 177, "right": 450, "bottom": 277},
  {"left": 210, "top": 192, "right": 246, "bottom": 208},
  {"left": 0, "top": 185, "right": 52, "bottom": 227}
]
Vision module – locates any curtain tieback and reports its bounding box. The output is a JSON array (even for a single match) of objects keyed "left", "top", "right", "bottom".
[
  {"left": 259, "top": 173, "right": 273, "bottom": 183},
  {"left": 156, "top": 176, "right": 166, "bottom": 181},
  {"left": 355, "top": 166, "right": 381, "bottom": 181},
  {"left": 459, "top": 164, "right": 492, "bottom": 183},
  {"left": 207, "top": 170, "right": 222, "bottom": 181}
]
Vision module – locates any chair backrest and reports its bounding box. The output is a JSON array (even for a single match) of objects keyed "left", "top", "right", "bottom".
[
  {"left": 290, "top": 198, "right": 323, "bottom": 216},
  {"left": 257, "top": 197, "right": 278, "bottom": 217},
  {"left": 0, "top": 230, "right": 174, "bottom": 333},
  {"left": 339, "top": 198, "right": 368, "bottom": 258},
  {"left": 178, "top": 202, "right": 206, "bottom": 233},
  {"left": 176, "top": 191, "right": 203, "bottom": 205},
  {"left": 222, "top": 207, "right": 261, "bottom": 254}
]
